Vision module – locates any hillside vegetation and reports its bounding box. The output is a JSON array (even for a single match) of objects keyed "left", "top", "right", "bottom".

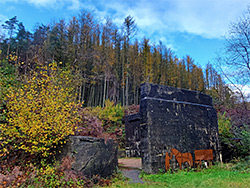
[{"left": 0, "top": 10, "right": 250, "bottom": 188}]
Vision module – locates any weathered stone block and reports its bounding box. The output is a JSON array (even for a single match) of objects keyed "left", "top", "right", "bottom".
[
  {"left": 140, "top": 83, "right": 221, "bottom": 173},
  {"left": 124, "top": 113, "right": 141, "bottom": 157},
  {"left": 60, "top": 136, "right": 118, "bottom": 178}
]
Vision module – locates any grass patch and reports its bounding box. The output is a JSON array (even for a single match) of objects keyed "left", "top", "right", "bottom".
[
  {"left": 108, "top": 164, "right": 250, "bottom": 188},
  {"left": 143, "top": 166, "right": 250, "bottom": 188}
]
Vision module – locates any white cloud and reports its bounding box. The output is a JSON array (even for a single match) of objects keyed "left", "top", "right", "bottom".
[
  {"left": 228, "top": 84, "right": 250, "bottom": 100},
  {"left": 1, "top": 0, "right": 249, "bottom": 39},
  {"left": 26, "top": 0, "right": 58, "bottom": 7},
  {"left": 68, "top": 0, "right": 82, "bottom": 10},
  {"left": 165, "top": 0, "right": 250, "bottom": 38},
  {"left": 92, "top": 0, "right": 250, "bottom": 39},
  {"left": 1, "top": 0, "right": 83, "bottom": 10}
]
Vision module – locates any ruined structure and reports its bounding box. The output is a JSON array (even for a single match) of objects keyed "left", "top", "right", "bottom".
[
  {"left": 125, "top": 83, "right": 221, "bottom": 173},
  {"left": 59, "top": 136, "right": 118, "bottom": 177},
  {"left": 124, "top": 113, "right": 141, "bottom": 157}
]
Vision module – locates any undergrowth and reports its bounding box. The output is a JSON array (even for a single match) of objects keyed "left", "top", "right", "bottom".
[
  {"left": 0, "top": 156, "right": 113, "bottom": 187},
  {"left": 84, "top": 100, "right": 125, "bottom": 148}
]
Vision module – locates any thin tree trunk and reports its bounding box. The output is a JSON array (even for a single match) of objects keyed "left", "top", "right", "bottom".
[
  {"left": 136, "top": 86, "right": 139, "bottom": 105},
  {"left": 103, "top": 75, "right": 107, "bottom": 107},
  {"left": 81, "top": 82, "right": 85, "bottom": 103},
  {"left": 87, "top": 85, "right": 93, "bottom": 106},
  {"left": 106, "top": 79, "right": 109, "bottom": 101},
  {"left": 94, "top": 84, "right": 98, "bottom": 106},
  {"left": 99, "top": 82, "right": 103, "bottom": 106},
  {"left": 78, "top": 85, "right": 82, "bottom": 103},
  {"left": 92, "top": 86, "right": 95, "bottom": 107},
  {"left": 133, "top": 82, "right": 136, "bottom": 105},
  {"left": 6, "top": 33, "right": 12, "bottom": 59},
  {"left": 122, "top": 85, "right": 125, "bottom": 106},
  {"left": 122, "top": 65, "right": 125, "bottom": 106},
  {"left": 125, "top": 74, "right": 129, "bottom": 106}
]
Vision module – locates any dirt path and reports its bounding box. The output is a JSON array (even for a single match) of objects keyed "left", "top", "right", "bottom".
[
  {"left": 118, "top": 158, "right": 142, "bottom": 169},
  {"left": 118, "top": 158, "right": 144, "bottom": 184}
]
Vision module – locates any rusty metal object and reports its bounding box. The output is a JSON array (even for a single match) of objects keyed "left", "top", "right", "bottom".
[
  {"left": 171, "top": 148, "right": 193, "bottom": 170},
  {"left": 165, "top": 148, "right": 214, "bottom": 171},
  {"left": 165, "top": 152, "right": 173, "bottom": 171},
  {"left": 194, "top": 149, "right": 213, "bottom": 167}
]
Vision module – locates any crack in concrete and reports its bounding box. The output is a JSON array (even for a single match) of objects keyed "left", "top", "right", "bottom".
[{"left": 80, "top": 151, "right": 98, "bottom": 172}]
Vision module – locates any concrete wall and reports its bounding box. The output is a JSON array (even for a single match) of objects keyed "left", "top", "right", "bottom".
[
  {"left": 59, "top": 136, "right": 118, "bottom": 177},
  {"left": 124, "top": 113, "right": 141, "bottom": 157},
  {"left": 139, "top": 83, "right": 221, "bottom": 173}
]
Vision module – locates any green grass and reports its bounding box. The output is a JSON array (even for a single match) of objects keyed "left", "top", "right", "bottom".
[{"left": 108, "top": 164, "right": 250, "bottom": 188}]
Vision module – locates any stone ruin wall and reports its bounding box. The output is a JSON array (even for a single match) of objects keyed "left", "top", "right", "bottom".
[
  {"left": 58, "top": 136, "right": 118, "bottom": 178},
  {"left": 124, "top": 113, "right": 141, "bottom": 157},
  {"left": 125, "top": 83, "right": 221, "bottom": 174}
]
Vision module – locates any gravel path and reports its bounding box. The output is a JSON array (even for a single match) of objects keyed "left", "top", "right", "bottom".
[
  {"left": 122, "top": 169, "right": 144, "bottom": 184},
  {"left": 118, "top": 158, "right": 144, "bottom": 184}
]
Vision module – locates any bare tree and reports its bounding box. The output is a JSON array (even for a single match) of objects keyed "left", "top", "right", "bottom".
[
  {"left": 217, "top": 6, "right": 250, "bottom": 106},
  {"left": 123, "top": 15, "right": 137, "bottom": 106}
]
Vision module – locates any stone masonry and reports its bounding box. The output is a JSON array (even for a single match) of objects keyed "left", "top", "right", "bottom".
[
  {"left": 139, "top": 83, "right": 221, "bottom": 173},
  {"left": 59, "top": 136, "right": 118, "bottom": 178},
  {"left": 124, "top": 113, "right": 141, "bottom": 157}
]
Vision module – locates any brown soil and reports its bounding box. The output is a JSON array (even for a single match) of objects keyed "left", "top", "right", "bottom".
[{"left": 118, "top": 158, "right": 142, "bottom": 169}]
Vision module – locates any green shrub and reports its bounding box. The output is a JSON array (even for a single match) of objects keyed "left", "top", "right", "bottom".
[
  {"left": 88, "top": 100, "right": 125, "bottom": 148},
  {"left": 218, "top": 112, "right": 250, "bottom": 160},
  {"left": 218, "top": 112, "right": 233, "bottom": 138},
  {"left": 232, "top": 125, "right": 250, "bottom": 157},
  {"left": 218, "top": 112, "right": 234, "bottom": 150},
  {"left": 91, "top": 100, "right": 124, "bottom": 127},
  {"left": 0, "top": 56, "right": 19, "bottom": 123},
  {"left": 231, "top": 156, "right": 250, "bottom": 173}
]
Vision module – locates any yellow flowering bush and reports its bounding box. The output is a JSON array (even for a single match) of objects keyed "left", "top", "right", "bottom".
[{"left": 0, "top": 62, "right": 80, "bottom": 157}]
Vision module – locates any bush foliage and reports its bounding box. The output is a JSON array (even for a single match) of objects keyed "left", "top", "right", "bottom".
[
  {"left": 0, "top": 62, "right": 80, "bottom": 158},
  {"left": 218, "top": 111, "right": 250, "bottom": 161},
  {"left": 90, "top": 100, "right": 124, "bottom": 127},
  {"left": 0, "top": 156, "right": 111, "bottom": 187},
  {"left": 0, "top": 55, "right": 19, "bottom": 123},
  {"left": 86, "top": 100, "right": 125, "bottom": 148}
]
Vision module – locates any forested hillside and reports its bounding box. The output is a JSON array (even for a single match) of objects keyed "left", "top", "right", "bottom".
[
  {"left": 0, "top": 12, "right": 232, "bottom": 107},
  {"left": 1, "top": 7, "right": 250, "bottom": 188}
]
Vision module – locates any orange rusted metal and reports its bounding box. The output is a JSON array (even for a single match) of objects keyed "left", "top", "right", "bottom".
[
  {"left": 171, "top": 148, "right": 193, "bottom": 170},
  {"left": 165, "top": 148, "right": 214, "bottom": 171},
  {"left": 194, "top": 149, "right": 213, "bottom": 167},
  {"left": 165, "top": 152, "right": 173, "bottom": 171}
]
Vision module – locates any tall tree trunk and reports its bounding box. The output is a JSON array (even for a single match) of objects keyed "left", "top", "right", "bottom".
[
  {"left": 87, "top": 85, "right": 94, "bottom": 106},
  {"left": 81, "top": 82, "right": 85, "bottom": 103},
  {"left": 103, "top": 75, "right": 107, "bottom": 107},
  {"left": 122, "top": 62, "right": 125, "bottom": 107},
  {"left": 125, "top": 74, "right": 129, "bottom": 106},
  {"left": 78, "top": 85, "right": 82, "bottom": 102},
  {"left": 7, "top": 42, "right": 10, "bottom": 59},
  {"left": 136, "top": 86, "right": 139, "bottom": 105},
  {"left": 99, "top": 82, "right": 103, "bottom": 106},
  {"left": 133, "top": 82, "right": 136, "bottom": 105},
  {"left": 106, "top": 79, "right": 109, "bottom": 101}
]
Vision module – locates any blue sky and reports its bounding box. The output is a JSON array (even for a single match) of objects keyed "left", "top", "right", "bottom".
[{"left": 0, "top": 0, "right": 250, "bottom": 69}]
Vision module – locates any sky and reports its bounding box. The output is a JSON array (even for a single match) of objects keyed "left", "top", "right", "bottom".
[{"left": 0, "top": 0, "right": 250, "bottom": 69}]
